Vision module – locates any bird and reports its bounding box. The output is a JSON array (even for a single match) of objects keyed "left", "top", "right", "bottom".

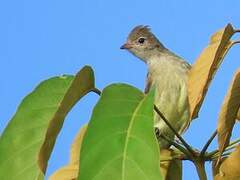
[{"left": 121, "top": 25, "right": 191, "bottom": 149}]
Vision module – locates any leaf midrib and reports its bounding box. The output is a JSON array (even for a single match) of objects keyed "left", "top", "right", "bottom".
[{"left": 121, "top": 95, "right": 147, "bottom": 180}]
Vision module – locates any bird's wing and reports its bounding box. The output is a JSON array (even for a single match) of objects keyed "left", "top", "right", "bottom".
[
  {"left": 166, "top": 49, "right": 192, "bottom": 70},
  {"left": 144, "top": 72, "right": 152, "bottom": 94},
  {"left": 182, "top": 61, "right": 192, "bottom": 70}
]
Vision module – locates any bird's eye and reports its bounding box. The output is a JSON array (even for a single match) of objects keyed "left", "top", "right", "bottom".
[{"left": 138, "top": 37, "right": 145, "bottom": 44}]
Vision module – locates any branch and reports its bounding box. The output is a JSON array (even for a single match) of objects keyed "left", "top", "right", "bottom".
[
  {"left": 194, "top": 161, "right": 207, "bottom": 180},
  {"left": 200, "top": 130, "right": 217, "bottom": 157},
  {"left": 158, "top": 134, "right": 192, "bottom": 159},
  {"left": 154, "top": 105, "right": 196, "bottom": 158},
  {"left": 207, "top": 138, "right": 240, "bottom": 158},
  {"left": 232, "top": 40, "right": 240, "bottom": 45},
  {"left": 211, "top": 152, "right": 232, "bottom": 160}
]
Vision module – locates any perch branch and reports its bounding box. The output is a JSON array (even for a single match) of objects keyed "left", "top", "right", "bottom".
[
  {"left": 154, "top": 105, "right": 196, "bottom": 158},
  {"left": 159, "top": 134, "right": 192, "bottom": 158}
]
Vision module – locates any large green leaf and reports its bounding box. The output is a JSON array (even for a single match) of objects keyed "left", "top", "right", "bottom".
[
  {"left": 79, "top": 84, "right": 162, "bottom": 180},
  {"left": 0, "top": 66, "right": 96, "bottom": 180}
]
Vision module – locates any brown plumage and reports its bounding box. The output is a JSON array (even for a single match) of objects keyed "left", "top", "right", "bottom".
[
  {"left": 127, "top": 25, "right": 165, "bottom": 50},
  {"left": 128, "top": 26, "right": 152, "bottom": 40}
]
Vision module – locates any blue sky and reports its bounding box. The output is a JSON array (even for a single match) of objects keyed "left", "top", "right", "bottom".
[{"left": 1, "top": 0, "right": 240, "bottom": 179}]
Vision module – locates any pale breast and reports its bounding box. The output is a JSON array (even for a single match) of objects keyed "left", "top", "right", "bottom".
[{"left": 147, "top": 53, "right": 190, "bottom": 137}]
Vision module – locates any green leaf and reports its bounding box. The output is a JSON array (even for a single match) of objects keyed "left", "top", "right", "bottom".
[
  {"left": 79, "top": 84, "right": 162, "bottom": 180},
  {"left": 0, "top": 66, "right": 96, "bottom": 180}
]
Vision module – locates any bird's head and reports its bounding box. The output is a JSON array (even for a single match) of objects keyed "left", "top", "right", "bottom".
[{"left": 121, "top": 25, "right": 165, "bottom": 62}]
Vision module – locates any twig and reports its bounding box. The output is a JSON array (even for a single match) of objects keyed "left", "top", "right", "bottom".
[
  {"left": 211, "top": 144, "right": 238, "bottom": 160},
  {"left": 159, "top": 134, "right": 192, "bottom": 158},
  {"left": 234, "top": 29, "right": 240, "bottom": 33},
  {"left": 200, "top": 130, "right": 217, "bottom": 157},
  {"left": 211, "top": 151, "right": 232, "bottom": 160},
  {"left": 154, "top": 105, "right": 196, "bottom": 158},
  {"left": 232, "top": 40, "right": 240, "bottom": 45},
  {"left": 208, "top": 138, "right": 240, "bottom": 158}
]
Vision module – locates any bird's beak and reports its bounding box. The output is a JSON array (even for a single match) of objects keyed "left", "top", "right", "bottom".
[{"left": 120, "top": 43, "right": 133, "bottom": 50}]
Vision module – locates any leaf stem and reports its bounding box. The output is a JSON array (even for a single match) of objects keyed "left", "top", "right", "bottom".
[
  {"left": 211, "top": 151, "right": 232, "bottom": 160},
  {"left": 91, "top": 88, "right": 101, "bottom": 95},
  {"left": 207, "top": 138, "right": 240, "bottom": 157},
  {"left": 200, "top": 130, "right": 217, "bottom": 157},
  {"left": 232, "top": 40, "right": 240, "bottom": 45},
  {"left": 234, "top": 29, "right": 240, "bottom": 33}
]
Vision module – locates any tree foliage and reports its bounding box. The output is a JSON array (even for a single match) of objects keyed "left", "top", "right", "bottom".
[{"left": 1, "top": 24, "right": 240, "bottom": 180}]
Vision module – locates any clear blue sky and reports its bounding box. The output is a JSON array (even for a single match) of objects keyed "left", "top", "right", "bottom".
[{"left": 1, "top": 0, "right": 240, "bottom": 179}]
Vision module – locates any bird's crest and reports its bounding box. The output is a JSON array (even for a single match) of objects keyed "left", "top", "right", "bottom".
[{"left": 128, "top": 25, "right": 152, "bottom": 41}]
